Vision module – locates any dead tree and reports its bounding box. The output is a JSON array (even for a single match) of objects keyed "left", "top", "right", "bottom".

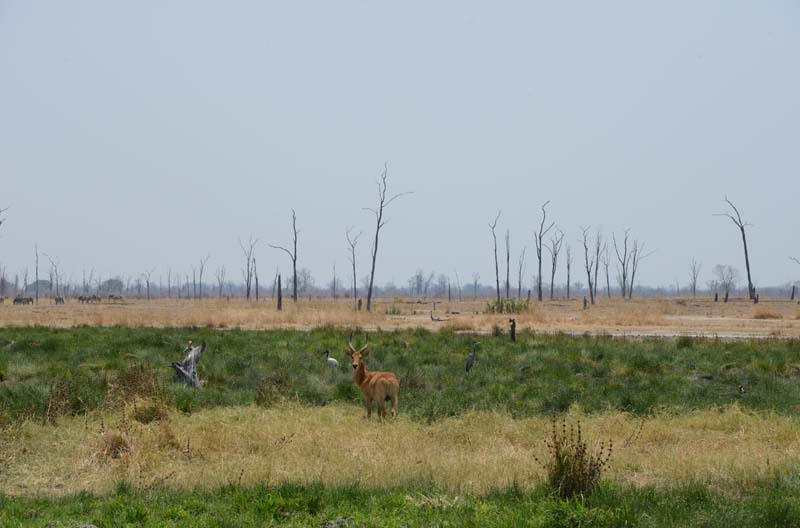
[
  {"left": 533, "top": 201, "right": 555, "bottom": 302},
  {"left": 690, "top": 259, "right": 701, "bottom": 297},
  {"left": 505, "top": 230, "right": 511, "bottom": 299},
  {"left": 34, "top": 244, "right": 39, "bottom": 304},
  {"left": 346, "top": 227, "right": 361, "bottom": 311},
  {"left": 239, "top": 236, "right": 258, "bottom": 300},
  {"left": 600, "top": 245, "right": 611, "bottom": 298},
  {"left": 198, "top": 254, "right": 210, "bottom": 300},
  {"left": 269, "top": 209, "right": 299, "bottom": 302},
  {"left": 472, "top": 272, "right": 480, "bottom": 300},
  {"left": 488, "top": 211, "right": 502, "bottom": 307},
  {"left": 565, "top": 245, "right": 572, "bottom": 299},
  {"left": 579, "top": 227, "right": 596, "bottom": 305},
  {"left": 142, "top": 268, "right": 155, "bottom": 300},
  {"left": 516, "top": 246, "right": 527, "bottom": 299},
  {"left": 613, "top": 230, "right": 631, "bottom": 298},
  {"left": 545, "top": 229, "right": 564, "bottom": 300},
  {"left": 627, "top": 240, "right": 652, "bottom": 299},
  {"left": 715, "top": 197, "right": 755, "bottom": 299},
  {"left": 593, "top": 231, "right": 603, "bottom": 301},
  {"left": 43, "top": 253, "right": 61, "bottom": 298},
  {"left": 253, "top": 257, "right": 259, "bottom": 301},
  {"left": 363, "top": 164, "right": 410, "bottom": 312},
  {"left": 172, "top": 340, "right": 206, "bottom": 388},
  {"left": 215, "top": 266, "right": 226, "bottom": 298},
  {"left": 277, "top": 274, "right": 283, "bottom": 311}
]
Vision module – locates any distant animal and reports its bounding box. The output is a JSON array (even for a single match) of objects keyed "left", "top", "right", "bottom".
[
  {"left": 13, "top": 296, "right": 33, "bottom": 305},
  {"left": 509, "top": 318, "right": 517, "bottom": 342},
  {"left": 430, "top": 311, "right": 449, "bottom": 322},
  {"left": 108, "top": 294, "right": 124, "bottom": 302},
  {"left": 347, "top": 333, "right": 399, "bottom": 419},
  {"left": 738, "top": 385, "right": 746, "bottom": 395},
  {"left": 324, "top": 349, "right": 339, "bottom": 368},
  {"left": 466, "top": 341, "right": 480, "bottom": 374},
  {"left": 54, "top": 296, "right": 65, "bottom": 305}
]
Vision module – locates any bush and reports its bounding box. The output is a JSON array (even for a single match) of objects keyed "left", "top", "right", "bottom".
[
  {"left": 676, "top": 336, "right": 694, "bottom": 349},
  {"left": 534, "top": 418, "right": 612, "bottom": 498},
  {"left": 486, "top": 298, "right": 529, "bottom": 314}
]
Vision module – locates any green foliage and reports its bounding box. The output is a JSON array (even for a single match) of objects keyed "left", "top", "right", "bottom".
[
  {"left": 2, "top": 477, "right": 800, "bottom": 527},
  {"left": 2, "top": 327, "right": 800, "bottom": 424}
]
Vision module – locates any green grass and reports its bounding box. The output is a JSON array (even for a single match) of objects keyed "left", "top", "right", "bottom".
[
  {"left": 2, "top": 326, "right": 800, "bottom": 424},
  {"left": 2, "top": 477, "right": 799, "bottom": 527}
]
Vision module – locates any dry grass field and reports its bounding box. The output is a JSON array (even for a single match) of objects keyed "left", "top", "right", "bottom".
[
  {"left": 3, "top": 402, "right": 798, "bottom": 498},
  {"left": 1, "top": 296, "right": 799, "bottom": 338}
]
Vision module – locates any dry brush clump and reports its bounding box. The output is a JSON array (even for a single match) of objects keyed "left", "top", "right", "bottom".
[
  {"left": 533, "top": 417, "right": 613, "bottom": 498},
  {"left": 753, "top": 307, "right": 783, "bottom": 320}
]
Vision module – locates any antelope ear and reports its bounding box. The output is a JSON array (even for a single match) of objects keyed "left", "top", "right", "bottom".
[
  {"left": 361, "top": 348, "right": 370, "bottom": 357},
  {"left": 346, "top": 348, "right": 353, "bottom": 357}
]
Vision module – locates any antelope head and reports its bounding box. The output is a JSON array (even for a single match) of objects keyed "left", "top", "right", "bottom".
[{"left": 346, "top": 333, "right": 370, "bottom": 370}]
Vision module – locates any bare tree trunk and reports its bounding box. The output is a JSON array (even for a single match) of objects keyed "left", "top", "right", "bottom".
[
  {"left": 254, "top": 258, "right": 259, "bottom": 301},
  {"left": 565, "top": 246, "right": 572, "bottom": 299},
  {"left": 505, "top": 230, "right": 510, "bottom": 299},
  {"left": 269, "top": 209, "right": 299, "bottom": 302},
  {"left": 488, "top": 211, "right": 502, "bottom": 307},
  {"left": 34, "top": 244, "right": 39, "bottom": 304},
  {"left": 517, "top": 247, "right": 527, "bottom": 299},
  {"left": 593, "top": 231, "right": 602, "bottom": 302},
  {"left": 534, "top": 201, "right": 554, "bottom": 302},
  {"left": 277, "top": 274, "right": 282, "bottom": 311},
  {"left": 613, "top": 230, "right": 631, "bottom": 299},
  {"left": 580, "top": 227, "right": 595, "bottom": 305},
  {"left": 716, "top": 197, "right": 755, "bottom": 299},
  {"left": 690, "top": 259, "right": 701, "bottom": 297},
  {"left": 363, "top": 165, "right": 410, "bottom": 312},
  {"left": 346, "top": 228, "right": 361, "bottom": 311},
  {"left": 198, "top": 254, "right": 210, "bottom": 300},
  {"left": 546, "top": 229, "right": 564, "bottom": 301},
  {"left": 240, "top": 236, "right": 257, "bottom": 300}
]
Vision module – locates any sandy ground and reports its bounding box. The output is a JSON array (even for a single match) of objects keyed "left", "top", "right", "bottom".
[{"left": 0, "top": 296, "right": 798, "bottom": 338}]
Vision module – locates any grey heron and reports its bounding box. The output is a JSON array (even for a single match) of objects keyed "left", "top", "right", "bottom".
[{"left": 466, "top": 341, "right": 480, "bottom": 374}]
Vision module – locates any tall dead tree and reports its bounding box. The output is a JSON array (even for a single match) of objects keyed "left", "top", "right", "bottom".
[
  {"left": 516, "top": 247, "right": 527, "bottom": 299},
  {"left": 580, "top": 227, "right": 596, "bottom": 305},
  {"left": 253, "top": 258, "right": 259, "bottom": 301},
  {"left": 269, "top": 209, "right": 299, "bottom": 302},
  {"left": 592, "top": 231, "right": 603, "bottom": 302},
  {"left": 346, "top": 227, "right": 361, "bottom": 311},
  {"left": 215, "top": 266, "right": 226, "bottom": 298},
  {"left": 472, "top": 272, "right": 480, "bottom": 300},
  {"left": 690, "top": 259, "right": 701, "bottom": 297},
  {"left": 715, "top": 197, "right": 755, "bottom": 299},
  {"left": 505, "top": 230, "right": 511, "bottom": 299},
  {"left": 600, "top": 246, "right": 611, "bottom": 298},
  {"left": 488, "top": 211, "right": 502, "bottom": 306},
  {"left": 613, "top": 229, "right": 631, "bottom": 299},
  {"left": 142, "top": 268, "right": 155, "bottom": 300},
  {"left": 533, "top": 201, "right": 555, "bottom": 302},
  {"left": 34, "top": 244, "right": 39, "bottom": 304},
  {"left": 239, "top": 236, "right": 257, "bottom": 300},
  {"left": 363, "top": 164, "right": 410, "bottom": 312},
  {"left": 565, "top": 245, "right": 572, "bottom": 299},
  {"left": 197, "top": 254, "right": 210, "bottom": 300},
  {"left": 43, "top": 253, "right": 61, "bottom": 298},
  {"left": 545, "top": 229, "right": 564, "bottom": 300},
  {"left": 627, "top": 240, "right": 652, "bottom": 299}
]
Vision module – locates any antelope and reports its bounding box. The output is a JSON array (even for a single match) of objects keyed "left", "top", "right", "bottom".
[{"left": 347, "top": 333, "right": 399, "bottom": 419}]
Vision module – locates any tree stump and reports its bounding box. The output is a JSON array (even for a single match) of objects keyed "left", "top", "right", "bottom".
[
  {"left": 509, "top": 318, "right": 516, "bottom": 342},
  {"left": 172, "top": 341, "right": 206, "bottom": 388}
]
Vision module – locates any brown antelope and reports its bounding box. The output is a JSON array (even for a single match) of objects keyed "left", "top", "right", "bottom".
[{"left": 347, "top": 333, "right": 399, "bottom": 419}]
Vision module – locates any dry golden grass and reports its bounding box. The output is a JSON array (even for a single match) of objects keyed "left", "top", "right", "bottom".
[
  {"left": 3, "top": 403, "right": 798, "bottom": 497},
  {"left": 753, "top": 307, "right": 783, "bottom": 320},
  {"left": 1, "top": 296, "right": 800, "bottom": 338}
]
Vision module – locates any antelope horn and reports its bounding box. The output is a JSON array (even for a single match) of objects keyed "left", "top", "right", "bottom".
[
  {"left": 348, "top": 333, "right": 356, "bottom": 352},
  {"left": 359, "top": 333, "right": 369, "bottom": 353}
]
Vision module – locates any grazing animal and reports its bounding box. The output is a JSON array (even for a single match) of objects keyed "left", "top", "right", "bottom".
[
  {"left": 13, "top": 296, "right": 33, "bottom": 305},
  {"left": 54, "top": 296, "right": 65, "bottom": 305},
  {"left": 466, "top": 341, "right": 480, "bottom": 373},
  {"left": 324, "top": 349, "right": 339, "bottom": 368},
  {"left": 347, "top": 333, "right": 399, "bottom": 419}
]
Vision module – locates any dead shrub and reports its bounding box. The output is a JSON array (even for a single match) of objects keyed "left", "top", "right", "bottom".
[
  {"left": 753, "top": 308, "right": 783, "bottom": 320},
  {"left": 533, "top": 417, "right": 612, "bottom": 498},
  {"left": 131, "top": 399, "right": 169, "bottom": 424},
  {"left": 107, "top": 364, "right": 164, "bottom": 408},
  {"left": 96, "top": 430, "right": 131, "bottom": 460}
]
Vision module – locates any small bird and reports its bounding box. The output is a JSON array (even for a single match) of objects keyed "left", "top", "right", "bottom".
[
  {"left": 738, "top": 385, "right": 746, "bottom": 395},
  {"left": 466, "top": 341, "right": 480, "bottom": 374},
  {"left": 324, "top": 349, "right": 339, "bottom": 368}
]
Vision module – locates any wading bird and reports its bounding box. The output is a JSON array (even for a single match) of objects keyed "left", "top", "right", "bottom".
[{"left": 466, "top": 341, "right": 480, "bottom": 374}]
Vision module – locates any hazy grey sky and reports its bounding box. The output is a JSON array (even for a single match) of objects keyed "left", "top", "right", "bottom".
[{"left": 2, "top": 1, "right": 799, "bottom": 290}]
